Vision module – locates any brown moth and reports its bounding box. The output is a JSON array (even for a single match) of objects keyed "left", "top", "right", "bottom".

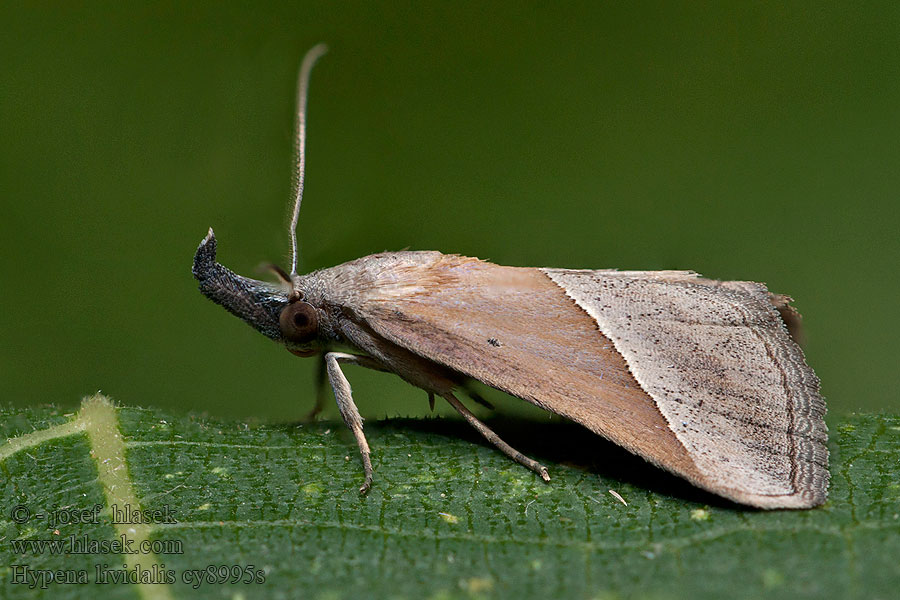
[{"left": 193, "top": 45, "right": 828, "bottom": 509}]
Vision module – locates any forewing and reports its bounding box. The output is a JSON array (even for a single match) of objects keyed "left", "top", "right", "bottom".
[{"left": 345, "top": 253, "right": 827, "bottom": 508}]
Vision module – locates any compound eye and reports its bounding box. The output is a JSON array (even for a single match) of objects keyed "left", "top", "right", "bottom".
[{"left": 279, "top": 301, "right": 318, "bottom": 344}]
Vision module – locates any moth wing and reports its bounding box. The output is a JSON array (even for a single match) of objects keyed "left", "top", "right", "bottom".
[
  {"left": 348, "top": 254, "right": 827, "bottom": 508},
  {"left": 542, "top": 268, "right": 829, "bottom": 508},
  {"left": 344, "top": 255, "right": 756, "bottom": 506}
]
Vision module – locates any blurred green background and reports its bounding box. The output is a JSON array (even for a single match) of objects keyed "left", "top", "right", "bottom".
[{"left": 1, "top": 2, "right": 897, "bottom": 421}]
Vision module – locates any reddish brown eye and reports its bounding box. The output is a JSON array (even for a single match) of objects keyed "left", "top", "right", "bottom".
[{"left": 279, "top": 301, "right": 318, "bottom": 344}]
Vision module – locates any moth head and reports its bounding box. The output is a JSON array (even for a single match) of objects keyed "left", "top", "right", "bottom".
[
  {"left": 193, "top": 45, "right": 329, "bottom": 357},
  {"left": 192, "top": 228, "right": 321, "bottom": 356}
]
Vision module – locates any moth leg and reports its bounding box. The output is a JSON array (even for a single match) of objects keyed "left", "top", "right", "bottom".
[
  {"left": 301, "top": 355, "right": 329, "bottom": 422},
  {"left": 324, "top": 351, "right": 388, "bottom": 494},
  {"left": 465, "top": 389, "right": 494, "bottom": 410},
  {"left": 443, "top": 392, "right": 551, "bottom": 482}
]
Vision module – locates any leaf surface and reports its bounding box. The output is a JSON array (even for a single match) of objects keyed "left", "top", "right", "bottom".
[{"left": 1, "top": 396, "right": 898, "bottom": 599}]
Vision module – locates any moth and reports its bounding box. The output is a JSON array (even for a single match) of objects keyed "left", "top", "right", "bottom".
[{"left": 193, "top": 45, "right": 828, "bottom": 509}]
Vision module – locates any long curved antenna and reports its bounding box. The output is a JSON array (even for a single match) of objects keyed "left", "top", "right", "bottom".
[{"left": 289, "top": 43, "right": 329, "bottom": 277}]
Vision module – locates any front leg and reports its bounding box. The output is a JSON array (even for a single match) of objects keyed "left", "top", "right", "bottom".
[{"left": 324, "top": 351, "right": 388, "bottom": 494}]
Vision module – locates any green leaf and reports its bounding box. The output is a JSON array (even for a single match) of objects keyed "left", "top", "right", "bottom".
[{"left": 2, "top": 395, "right": 898, "bottom": 599}]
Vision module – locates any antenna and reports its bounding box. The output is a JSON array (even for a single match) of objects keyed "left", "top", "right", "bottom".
[{"left": 289, "top": 43, "right": 328, "bottom": 278}]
